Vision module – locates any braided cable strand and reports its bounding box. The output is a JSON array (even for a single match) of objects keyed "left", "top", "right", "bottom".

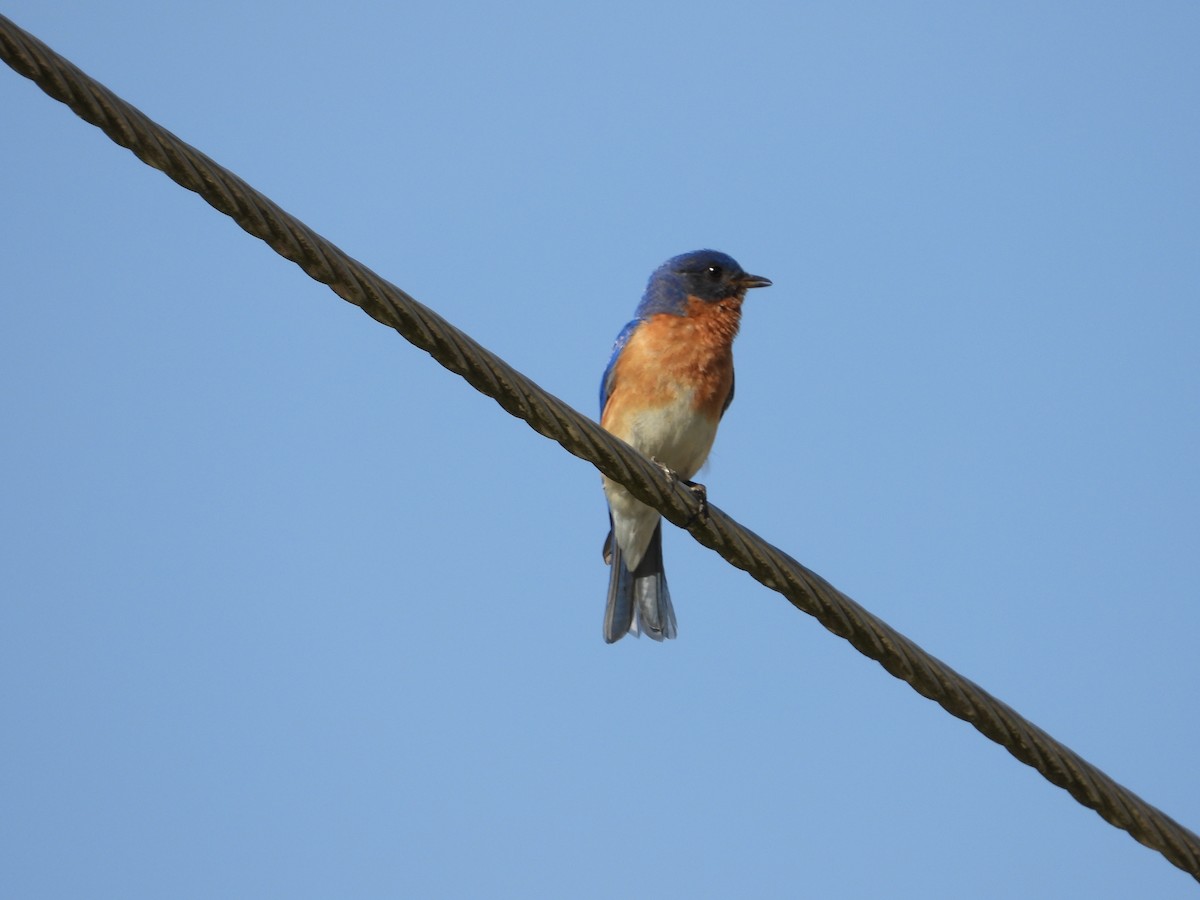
[{"left": 3, "top": 14, "right": 1197, "bottom": 881}]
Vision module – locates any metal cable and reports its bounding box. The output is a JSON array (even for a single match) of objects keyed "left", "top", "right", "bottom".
[{"left": 2, "top": 13, "right": 1197, "bottom": 882}]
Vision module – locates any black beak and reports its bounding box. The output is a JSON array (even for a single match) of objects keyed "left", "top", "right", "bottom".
[{"left": 739, "top": 273, "right": 772, "bottom": 289}]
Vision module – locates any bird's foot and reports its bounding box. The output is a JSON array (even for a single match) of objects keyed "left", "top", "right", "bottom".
[
  {"left": 649, "top": 458, "right": 709, "bottom": 526},
  {"left": 682, "top": 480, "right": 709, "bottom": 526},
  {"left": 649, "top": 457, "right": 678, "bottom": 483}
]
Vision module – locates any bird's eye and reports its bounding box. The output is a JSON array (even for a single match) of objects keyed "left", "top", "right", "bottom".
[{"left": 706, "top": 265, "right": 723, "bottom": 280}]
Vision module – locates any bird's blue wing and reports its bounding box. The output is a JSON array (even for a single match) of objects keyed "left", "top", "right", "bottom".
[{"left": 599, "top": 319, "right": 640, "bottom": 416}]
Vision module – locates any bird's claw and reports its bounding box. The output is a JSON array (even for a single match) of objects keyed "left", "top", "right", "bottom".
[
  {"left": 683, "top": 480, "right": 709, "bottom": 526},
  {"left": 650, "top": 457, "right": 677, "bottom": 483},
  {"left": 649, "top": 458, "right": 709, "bottom": 526}
]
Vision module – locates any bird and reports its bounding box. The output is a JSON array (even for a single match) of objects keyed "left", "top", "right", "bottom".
[{"left": 599, "top": 249, "right": 771, "bottom": 643}]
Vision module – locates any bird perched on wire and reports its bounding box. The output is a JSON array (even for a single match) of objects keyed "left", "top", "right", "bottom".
[{"left": 599, "top": 250, "right": 772, "bottom": 643}]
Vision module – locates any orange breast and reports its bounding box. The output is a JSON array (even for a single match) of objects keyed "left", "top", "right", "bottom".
[{"left": 622, "top": 295, "right": 740, "bottom": 421}]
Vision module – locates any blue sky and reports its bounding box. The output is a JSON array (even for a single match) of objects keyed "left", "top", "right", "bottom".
[{"left": 2, "top": 3, "right": 1198, "bottom": 897}]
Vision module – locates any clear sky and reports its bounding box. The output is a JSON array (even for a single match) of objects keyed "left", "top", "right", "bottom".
[{"left": 2, "top": 3, "right": 1198, "bottom": 897}]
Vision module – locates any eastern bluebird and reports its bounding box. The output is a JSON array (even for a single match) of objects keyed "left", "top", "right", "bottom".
[{"left": 599, "top": 250, "right": 771, "bottom": 643}]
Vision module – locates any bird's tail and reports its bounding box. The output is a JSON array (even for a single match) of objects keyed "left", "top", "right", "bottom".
[{"left": 602, "top": 522, "right": 677, "bottom": 643}]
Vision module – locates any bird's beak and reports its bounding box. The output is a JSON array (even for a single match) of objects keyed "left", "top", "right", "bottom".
[{"left": 739, "top": 273, "right": 772, "bottom": 289}]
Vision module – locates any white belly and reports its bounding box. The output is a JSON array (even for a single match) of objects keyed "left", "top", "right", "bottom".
[{"left": 603, "top": 389, "right": 719, "bottom": 569}]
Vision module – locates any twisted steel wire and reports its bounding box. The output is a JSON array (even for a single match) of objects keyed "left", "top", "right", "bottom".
[{"left": 2, "top": 13, "right": 1197, "bottom": 882}]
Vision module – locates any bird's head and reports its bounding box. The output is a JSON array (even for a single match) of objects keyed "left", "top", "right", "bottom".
[{"left": 638, "top": 249, "right": 771, "bottom": 316}]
